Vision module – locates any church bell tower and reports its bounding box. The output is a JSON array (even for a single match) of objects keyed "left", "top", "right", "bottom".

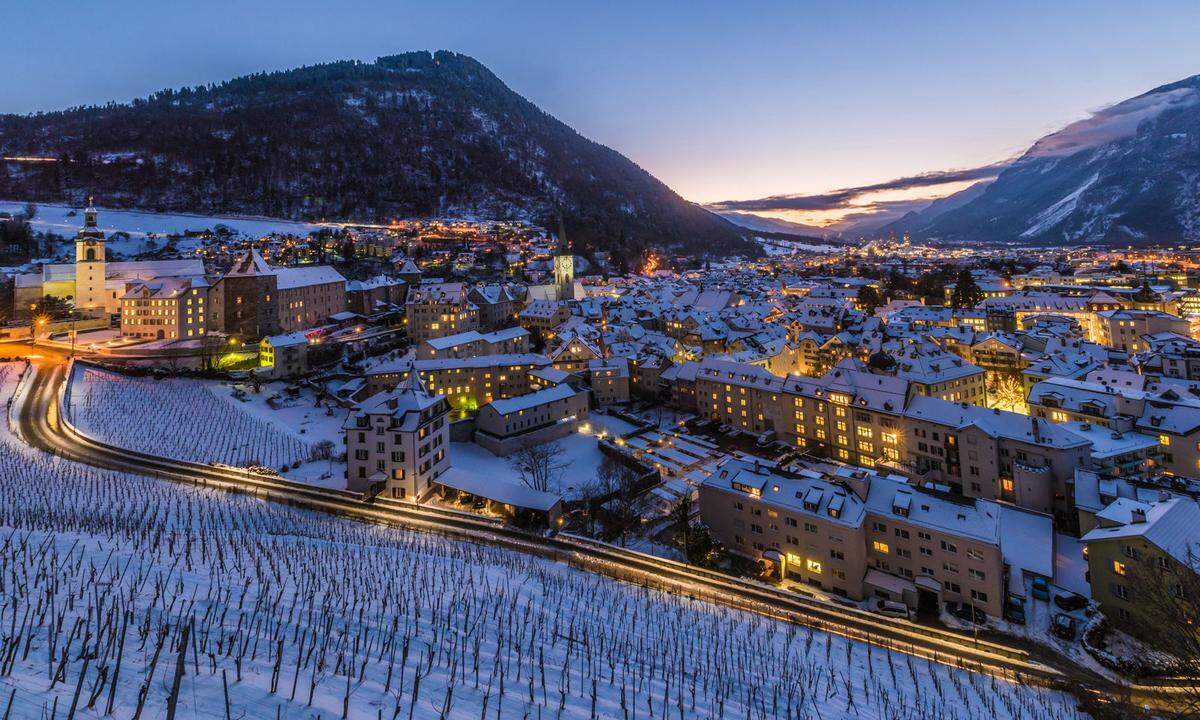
[
  {"left": 553, "top": 216, "right": 574, "bottom": 302},
  {"left": 74, "top": 197, "right": 107, "bottom": 311}
]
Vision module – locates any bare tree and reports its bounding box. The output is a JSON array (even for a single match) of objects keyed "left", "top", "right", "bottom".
[
  {"left": 310, "top": 439, "right": 336, "bottom": 472},
  {"left": 594, "top": 455, "right": 651, "bottom": 544},
  {"left": 1122, "top": 549, "right": 1200, "bottom": 717},
  {"left": 986, "top": 371, "right": 1027, "bottom": 414},
  {"left": 509, "top": 441, "right": 569, "bottom": 493}
]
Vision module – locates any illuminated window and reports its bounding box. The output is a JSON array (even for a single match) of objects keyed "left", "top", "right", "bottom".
[
  {"left": 1159, "top": 435, "right": 1171, "bottom": 446},
  {"left": 1002, "top": 478, "right": 1014, "bottom": 492},
  {"left": 873, "top": 541, "right": 890, "bottom": 554},
  {"left": 806, "top": 559, "right": 822, "bottom": 574},
  {"left": 1112, "top": 560, "right": 1126, "bottom": 576}
]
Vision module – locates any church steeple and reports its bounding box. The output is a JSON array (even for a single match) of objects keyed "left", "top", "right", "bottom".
[
  {"left": 74, "top": 196, "right": 107, "bottom": 311},
  {"left": 78, "top": 197, "right": 105, "bottom": 241},
  {"left": 553, "top": 214, "right": 575, "bottom": 301}
]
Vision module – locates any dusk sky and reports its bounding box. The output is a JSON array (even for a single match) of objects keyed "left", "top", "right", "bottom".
[{"left": 6, "top": 1, "right": 1200, "bottom": 226}]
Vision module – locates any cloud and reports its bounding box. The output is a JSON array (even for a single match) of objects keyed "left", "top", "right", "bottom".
[
  {"left": 705, "top": 163, "right": 1007, "bottom": 214},
  {"left": 1026, "top": 86, "right": 1200, "bottom": 159}
]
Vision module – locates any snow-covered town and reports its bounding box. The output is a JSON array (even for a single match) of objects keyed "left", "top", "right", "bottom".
[
  {"left": 3, "top": 6, "right": 1200, "bottom": 717},
  {"left": 0, "top": 196, "right": 1198, "bottom": 717}
]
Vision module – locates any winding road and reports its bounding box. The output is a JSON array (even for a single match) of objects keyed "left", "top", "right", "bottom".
[{"left": 7, "top": 347, "right": 1185, "bottom": 712}]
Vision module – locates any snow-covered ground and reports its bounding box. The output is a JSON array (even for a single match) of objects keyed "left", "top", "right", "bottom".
[
  {"left": 67, "top": 364, "right": 321, "bottom": 473},
  {"left": 447, "top": 412, "right": 638, "bottom": 500},
  {"left": 1, "top": 200, "right": 333, "bottom": 242},
  {"left": 0, "top": 364, "right": 1091, "bottom": 720}
]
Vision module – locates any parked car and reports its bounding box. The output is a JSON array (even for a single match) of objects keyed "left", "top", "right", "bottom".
[
  {"left": 1053, "top": 592, "right": 1087, "bottom": 612},
  {"left": 872, "top": 599, "right": 911, "bottom": 619},
  {"left": 1051, "top": 613, "right": 1077, "bottom": 640},
  {"left": 1031, "top": 577, "right": 1050, "bottom": 601},
  {"left": 946, "top": 601, "right": 987, "bottom": 624},
  {"left": 1004, "top": 597, "right": 1026, "bottom": 624}
]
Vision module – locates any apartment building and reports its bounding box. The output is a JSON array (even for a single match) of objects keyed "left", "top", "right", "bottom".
[
  {"left": 699, "top": 458, "right": 868, "bottom": 599},
  {"left": 588, "top": 357, "right": 630, "bottom": 406},
  {"left": 275, "top": 266, "right": 347, "bottom": 333},
  {"left": 1029, "top": 372, "right": 1200, "bottom": 478},
  {"left": 417, "top": 327, "right": 530, "bottom": 360},
  {"left": 518, "top": 300, "right": 570, "bottom": 338},
  {"left": 365, "top": 354, "right": 551, "bottom": 412},
  {"left": 700, "top": 457, "right": 1031, "bottom": 617},
  {"left": 694, "top": 357, "right": 787, "bottom": 435},
  {"left": 346, "top": 275, "right": 408, "bottom": 315},
  {"left": 405, "top": 282, "right": 480, "bottom": 342},
  {"left": 902, "top": 397, "right": 1090, "bottom": 517},
  {"left": 862, "top": 480, "right": 1007, "bottom": 617},
  {"left": 1095, "top": 309, "right": 1190, "bottom": 354},
  {"left": 780, "top": 363, "right": 911, "bottom": 468},
  {"left": 893, "top": 347, "right": 987, "bottom": 405},
  {"left": 681, "top": 356, "right": 1095, "bottom": 517},
  {"left": 1081, "top": 498, "right": 1200, "bottom": 630},
  {"left": 468, "top": 284, "right": 523, "bottom": 331},
  {"left": 344, "top": 372, "right": 449, "bottom": 498},
  {"left": 119, "top": 278, "right": 208, "bottom": 340}
]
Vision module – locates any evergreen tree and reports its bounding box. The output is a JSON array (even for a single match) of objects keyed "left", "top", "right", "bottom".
[
  {"left": 856, "top": 285, "right": 883, "bottom": 316},
  {"left": 950, "top": 268, "right": 984, "bottom": 309}
]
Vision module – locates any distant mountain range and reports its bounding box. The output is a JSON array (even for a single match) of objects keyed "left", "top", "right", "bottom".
[
  {"left": 715, "top": 211, "right": 829, "bottom": 237},
  {"left": 0, "top": 51, "right": 756, "bottom": 258},
  {"left": 881, "top": 74, "right": 1200, "bottom": 245}
]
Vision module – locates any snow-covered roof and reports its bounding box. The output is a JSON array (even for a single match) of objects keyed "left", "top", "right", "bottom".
[
  {"left": 1082, "top": 498, "right": 1200, "bottom": 568},
  {"left": 263, "top": 331, "right": 309, "bottom": 348},
  {"left": 437, "top": 467, "right": 561, "bottom": 512},
  {"left": 274, "top": 265, "right": 346, "bottom": 289},
  {"left": 484, "top": 384, "right": 580, "bottom": 416},
  {"left": 904, "top": 396, "right": 1091, "bottom": 449},
  {"left": 866, "top": 478, "right": 1000, "bottom": 544}
]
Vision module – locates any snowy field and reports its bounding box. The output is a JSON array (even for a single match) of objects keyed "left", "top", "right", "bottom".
[
  {"left": 67, "top": 364, "right": 319, "bottom": 472},
  {"left": 448, "top": 412, "right": 639, "bottom": 500},
  {"left": 1, "top": 200, "right": 332, "bottom": 241},
  {"left": 0, "top": 364, "right": 1090, "bottom": 720}
]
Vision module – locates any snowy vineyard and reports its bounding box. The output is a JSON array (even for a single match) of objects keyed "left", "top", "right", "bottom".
[
  {"left": 67, "top": 366, "right": 313, "bottom": 470},
  {"left": 0, "top": 368, "right": 1089, "bottom": 720}
]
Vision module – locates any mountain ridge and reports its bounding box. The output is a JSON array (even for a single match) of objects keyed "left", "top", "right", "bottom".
[{"left": 0, "top": 51, "right": 756, "bottom": 258}]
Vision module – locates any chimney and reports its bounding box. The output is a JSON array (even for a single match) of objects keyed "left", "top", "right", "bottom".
[
  {"left": 1031, "top": 417, "right": 1042, "bottom": 443},
  {"left": 1130, "top": 507, "right": 1147, "bottom": 524}
]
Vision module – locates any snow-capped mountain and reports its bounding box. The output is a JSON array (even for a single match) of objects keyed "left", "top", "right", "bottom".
[
  {"left": 0, "top": 51, "right": 755, "bottom": 257},
  {"left": 882, "top": 74, "right": 1200, "bottom": 245}
]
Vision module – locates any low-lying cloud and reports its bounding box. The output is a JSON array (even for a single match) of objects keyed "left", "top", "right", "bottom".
[
  {"left": 1027, "top": 86, "right": 1199, "bottom": 158},
  {"left": 706, "top": 163, "right": 1007, "bottom": 214}
]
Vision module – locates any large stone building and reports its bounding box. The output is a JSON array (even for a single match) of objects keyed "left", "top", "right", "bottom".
[
  {"left": 405, "top": 282, "right": 480, "bottom": 342},
  {"left": 207, "top": 250, "right": 346, "bottom": 339},
  {"left": 345, "top": 371, "right": 450, "bottom": 498},
  {"left": 119, "top": 278, "right": 209, "bottom": 340}
]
